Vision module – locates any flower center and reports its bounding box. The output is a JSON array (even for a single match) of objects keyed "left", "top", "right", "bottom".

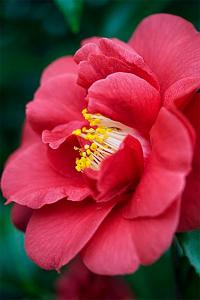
[{"left": 72, "top": 109, "right": 148, "bottom": 172}]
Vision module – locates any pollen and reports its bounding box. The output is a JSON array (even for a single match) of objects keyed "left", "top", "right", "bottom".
[{"left": 72, "top": 108, "right": 132, "bottom": 172}]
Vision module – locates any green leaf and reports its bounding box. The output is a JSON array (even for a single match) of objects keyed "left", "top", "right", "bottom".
[
  {"left": 177, "top": 229, "right": 200, "bottom": 276},
  {"left": 126, "top": 251, "right": 176, "bottom": 299},
  {"left": 53, "top": 0, "right": 83, "bottom": 33}
]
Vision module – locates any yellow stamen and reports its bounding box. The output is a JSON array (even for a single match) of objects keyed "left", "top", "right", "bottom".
[{"left": 72, "top": 108, "right": 131, "bottom": 172}]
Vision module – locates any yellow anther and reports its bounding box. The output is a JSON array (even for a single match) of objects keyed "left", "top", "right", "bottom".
[
  {"left": 90, "top": 119, "right": 100, "bottom": 126},
  {"left": 90, "top": 143, "right": 97, "bottom": 151},
  {"left": 84, "top": 114, "right": 92, "bottom": 121},
  {"left": 96, "top": 136, "right": 104, "bottom": 143},
  {"left": 81, "top": 151, "right": 87, "bottom": 157},
  {"left": 86, "top": 133, "right": 95, "bottom": 141},
  {"left": 82, "top": 108, "right": 87, "bottom": 115},
  {"left": 86, "top": 149, "right": 91, "bottom": 155},
  {"left": 87, "top": 128, "right": 94, "bottom": 133},
  {"left": 89, "top": 155, "right": 94, "bottom": 161},
  {"left": 73, "top": 107, "right": 124, "bottom": 172},
  {"left": 72, "top": 129, "right": 82, "bottom": 136},
  {"left": 85, "top": 160, "right": 91, "bottom": 167},
  {"left": 75, "top": 165, "right": 82, "bottom": 172},
  {"left": 96, "top": 127, "right": 106, "bottom": 134}
]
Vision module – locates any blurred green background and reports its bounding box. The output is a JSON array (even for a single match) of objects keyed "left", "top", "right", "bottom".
[{"left": 0, "top": 0, "right": 200, "bottom": 299}]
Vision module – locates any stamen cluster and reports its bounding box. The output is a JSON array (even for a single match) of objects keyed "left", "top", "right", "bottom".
[{"left": 72, "top": 109, "right": 127, "bottom": 172}]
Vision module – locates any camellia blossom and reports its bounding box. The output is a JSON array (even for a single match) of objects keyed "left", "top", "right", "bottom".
[
  {"left": 55, "top": 259, "right": 134, "bottom": 300},
  {"left": 1, "top": 14, "right": 200, "bottom": 275}
]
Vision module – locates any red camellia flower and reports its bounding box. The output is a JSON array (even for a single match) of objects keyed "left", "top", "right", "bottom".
[
  {"left": 1, "top": 14, "right": 200, "bottom": 275},
  {"left": 55, "top": 259, "right": 134, "bottom": 300}
]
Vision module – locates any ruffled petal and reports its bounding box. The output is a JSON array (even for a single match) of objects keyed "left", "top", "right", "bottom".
[
  {"left": 46, "top": 135, "right": 83, "bottom": 178},
  {"left": 129, "top": 14, "right": 200, "bottom": 95},
  {"left": 82, "top": 200, "right": 180, "bottom": 275},
  {"left": 74, "top": 38, "right": 159, "bottom": 90},
  {"left": 124, "top": 108, "right": 194, "bottom": 219},
  {"left": 164, "top": 77, "right": 200, "bottom": 109},
  {"left": 11, "top": 203, "right": 32, "bottom": 232},
  {"left": 42, "top": 121, "right": 86, "bottom": 149},
  {"left": 82, "top": 205, "right": 139, "bottom": 275},
  {"left": 3, "top": 121, "right": 40, "bottom": 168},
  {"left": 96, "top": 135, "right": 143, "bottom": 202},
  {"left": 40, "top": 56, "right": 78, "bottom": 84},
  {"left": 1, "top": 143, "right": 89, "bottom": 209},
  {"left": 21, "top": 121, "right": 40, "bottom": 147},
  {"left": 81, "top": 36, "right": 102, "bottom": 46},
  {"left": 25, "top": 199, "right": 114, "bottom": 270},
  {"left": 178, "top": 94, "right": 200, "bottom": 231},
  {"left": 27, "top": 74, "right": 86, "bottom": 133},
  {"left": 130, "top": 200, "right": 180, "bottom": 265},
  {"left": 88, "top": 72, "right": 161, "bottom": 134}
]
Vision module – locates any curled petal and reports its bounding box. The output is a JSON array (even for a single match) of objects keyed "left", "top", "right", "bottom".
[
  {"left": 27, "top": 74, "right": 86, "bottom": 133},
  {"left": 11, "top": 203, "right": 32, "bottom": 232},
  {"left": 1, "top": 143, "right": 89, "bottom": 209},
  {"left": 40, "top": 56, "right": 78, "bottom": 84},
  {"left": 96, "top": 135, "right": 144, "bottom": 202},
  {"left": 25, "top": 199, "right": 114, "bottom": 270},
  {"left": 42, "top": 121, "right": 86, "bottom": 149},
  {"left": 164, "top": 77, "right": 200, "bottom": 109},
  {"left": 88, "top": 72, "right": 161, "bottom": 134},
  {"left": 178, "top": 94, "right": 200, "bottom": 231},
  {"left": 74, "top": 38, "right": 159, "bottom": 90},
  {"left": 129, "top": 14, "right": 200, "bottom": 96},
  {"left": 124, "top": 108, "right": 194, "bottom": 219},
  {"left": 82, "top": 200, "right": 179, "bottom": 275}
]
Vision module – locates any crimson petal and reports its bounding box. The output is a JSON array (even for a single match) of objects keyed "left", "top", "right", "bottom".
[
  {"left": 1, "top": 143, "right": 89, "bottom": 209},
  {"left": 129, "top": 14, "right": 200, "bottom": 98},
  {"left": 82, "top": 200, "right": 180, "bottom": 275},
  {"left": 74, "top": 38, "right": 159, "bottom": 90},
  {"left": 25, "top": 199, "right": 114, "bottom": 270},
  {"left": 178, "top": 94, "right": 200, "bottom": 231},
  {"left": 40, "top": 56, "right": 78, "bottom": 84},
  {"left": 96, "top": 135, "right": 143, "bottom": 202},
  {"left": 88, "top": 72, "right": 160, "bottom": 135},
  {"left": 124, "top": 108, "right": 194, "bottom": 219},
  {"left": 11, "top": 203, "right": 32, "bottom": 232},
  {"left": 27, "top": 74, "right": 86, "bottom": 133}
]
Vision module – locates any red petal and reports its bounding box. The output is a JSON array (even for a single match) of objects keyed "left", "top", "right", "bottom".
[
  {"left": 82, "top": 200, "right": 180, "bottom": 275},
  {"left": 42, "top": 120, "right": 86, "bottom": 149},
  {"left": 40, "top": 56, "right": 78, "bottom": 84},
  {"left": 124, "top": 108, "right": 194, "bottom": 219},
  {"left": 88, "top": 72, "right": 160, "bottom": 134},
  {"left": 178, "top": 94, "right": 200, "bottom": 231},
  {"left": 82, "top": 205, "right": 139, "bottom": 275},
  {"left": 164, "top": 77, "right": 200, "bottom": 109},
  {"left": 3, "top": 121, "right": 40, "bottom": 168},
  {"left": 81, "top": 36, "right": 102, "bottom": 46},
  {"left": 25, "top": 199, "right": 113, "bottom": 270},
  {"left": 1, "top": 143, "right": 89, "bottom": 209},
  {"left": 96, "top": 135, "right": 143, "bottom": 202},
  {"left": 27, "top": 74, "right": 86, "bottom": 133},
  {"left": 74, "top": 38, "right": 159, "bottom": 90},
  {"left": 130, "top": 200, "right": 180, "bottom": 265},
  {"left": 46, "top": 135, "right": 85, "bottom": 179},
  {"left": 21, "top": 121, "right": 40, "bottom": 147},
  {"left": 129, "top": 14, "right": 200, "bottom": 95},
  {"left": 11, "top": 203, "right": 32, "bottom": 232}
]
